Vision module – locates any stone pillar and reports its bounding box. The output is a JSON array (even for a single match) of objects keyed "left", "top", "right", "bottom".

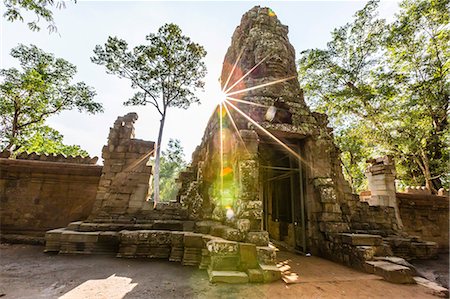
[{"left": 365, "top": 156, "right": 403, "bottom": 228}]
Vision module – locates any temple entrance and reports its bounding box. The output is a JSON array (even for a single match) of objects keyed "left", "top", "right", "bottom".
[{"left": 259, "top": 139, "right": 307, "bottom": 252}]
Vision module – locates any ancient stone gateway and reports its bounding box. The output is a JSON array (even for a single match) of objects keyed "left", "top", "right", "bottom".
[{"left": 46, "top": 6, "right": 438, "bottom": 284}]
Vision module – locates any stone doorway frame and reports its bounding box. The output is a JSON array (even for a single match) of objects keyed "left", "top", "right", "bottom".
[{"left": 258, "top": 139, "right": 307, "bottom": 253}]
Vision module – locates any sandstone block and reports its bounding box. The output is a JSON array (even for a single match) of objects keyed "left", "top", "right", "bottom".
[
  {"left": 236, "top": 219, "right": 251, "bottom": 233},
  {"left": 208, "top": 270, "right": 249, "bottom": 284},
  {"left": 364, "top": 261, "right": 415, "bottom": 284},
  {"left": 260, "top": 264, "right": 281, "bottom": 282},
  {"left": 184, "top": 233, "right": 204, "bottom": 248},
  {"left": 210, "top": 255, "right": 240, "bottom": 271},
  {"left": 245, "top": 231, "right": 269, "bottom": 246},
  {"left": 239, "top": 243, "right": 258, "bottom": 270},
  {"left": 207, "top": 239, "right": 239, "bottom": 255},
  {"left": 223, "top": 228, "right": 244, "bottom": 242},
  {"left": 247, "top": 268, "right": 264, "bottom": 283},
  {"left": 256, "top": 246, "right": 277, "bottom": 265},
  {"left": 340, "top": 233, "right": 383, "bottom": 246}
]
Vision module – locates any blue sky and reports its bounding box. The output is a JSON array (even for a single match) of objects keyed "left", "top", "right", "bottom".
[{"left": 0, "top": 1, "right": 399, "bottom": 161}]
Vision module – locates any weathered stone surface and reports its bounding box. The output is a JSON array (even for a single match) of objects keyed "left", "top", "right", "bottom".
[
  {"left": 247, "top": 268, "right": 264, "bottom": 283},
  {"left": 223, "top": 228, "right": 244, "bottom": 242},
  {"left": 0, "top": 158, "right": 101, "bottom": 237},
  {"left": 374, "top": 256, "right": 416, "bottom": 275},
  {"left": 183, "top": 233, "right": 204, "bottom": 248},
  {"left": 208, "top": 270, "right": 249, "bottom": 284},
  {"left": 340, "top": 233, "right": 383, "bottom": 246},
  {"left": 256, "top": 246, "right": 277, "bottom": 265},
  {"left": 207, "top": 239, "right": 239, "bottom": 255},
  {"left": 245, "top": 231, "right": 269, "bottom": 246},
  {"left": 414, "top": 277, "right": 449, "bottom": 298},
  {"left": 209, "top": 255, "right": 240, "bottom": 271},
  {"left": 89, "top": 113, "right": 155, "bottom": 221},
  {"left": 239, "top": 243, "right": 258, "bottom": 270},
  {"left": 260, "top": 264, "right": 282, "bottom": 283},
  {"left": 364, "top": 261, "right": 415, "bottom": 284}
]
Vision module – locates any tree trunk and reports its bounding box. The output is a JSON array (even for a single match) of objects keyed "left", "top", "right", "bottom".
[
  {"left": 153, "top": 114, "right": 166, "bottom": 208},
  {"left": 421, "top": 153, "right": 437, "bottom": 194}
]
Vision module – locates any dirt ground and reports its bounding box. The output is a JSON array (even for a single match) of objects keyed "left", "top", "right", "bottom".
[
  {"left": 0, "top": 243, "right": 445, "bottom": 299},
  {"left": 412, "top": 254, "right": 449, "bottom": 289}
]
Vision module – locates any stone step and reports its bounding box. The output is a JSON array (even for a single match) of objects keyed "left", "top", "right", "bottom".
[
  {"left": 373, "top": 256, "right": 416, "bottom": 275},
  {"left": 340, "top": 233, "right": 382, "bottom": 246},
  {"left": 208, "top": 270, "right": 249, "bottom": 283},
  {"left": 364, "top": 260, "right": 415, "bottom": 284},
  {"left": 260, "top": 264, "right": 282, "bottom": 282}
]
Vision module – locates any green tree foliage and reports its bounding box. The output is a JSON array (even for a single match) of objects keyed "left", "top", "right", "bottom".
[
  {"left": 3, "top": 0, "right": 72, "bottom": 32},
  {"left": 92, "top": 23, "right": 207, "bottom": 204},
  {"left": 20, "top": 125, "right": 89, "bottom": 156},
  {"left": 0, "top": 44, "right": 103, "bottom": 155},
  {"left": 298, "top": 0, "right": 449, "bottom": 193},
  {"left": 159, "top": 139, "right": 187, "bottom": 201}
]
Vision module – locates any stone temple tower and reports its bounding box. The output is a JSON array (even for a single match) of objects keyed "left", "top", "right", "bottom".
[{"left": 179, "top": 6, "right": 437, "bottom": 265}]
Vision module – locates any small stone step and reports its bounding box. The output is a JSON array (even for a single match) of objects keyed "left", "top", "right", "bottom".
[
  {"left": 373, "top": 256, "right": 416, "bottom": 275},
  {"left": 208, "top": 270, "right": 249, "bottom": 283},
  {"left": 364, "top": 261, "right": 415, "bottom": 284},
  {"left": 260, "top": 264, "right": 282, "bottom": 282},
  {"left": 340, "top": 233, "right": 382, "bottom": 246}
]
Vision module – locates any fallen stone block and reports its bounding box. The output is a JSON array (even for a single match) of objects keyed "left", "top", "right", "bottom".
[
  {"left": 364, "top": 261, "right": 415, "bottom": 284},
  {"left": 374, "top": 256, "right": 416, "bottom": 275}
]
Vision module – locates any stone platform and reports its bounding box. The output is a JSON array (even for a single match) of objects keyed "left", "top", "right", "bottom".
[{"left": 45, "top": 219, "right": 281, "bottom": 284}]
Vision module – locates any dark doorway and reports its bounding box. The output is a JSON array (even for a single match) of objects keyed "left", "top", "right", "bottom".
[{"left": 259, "top": 139, "right": 307, "bottom": 252}]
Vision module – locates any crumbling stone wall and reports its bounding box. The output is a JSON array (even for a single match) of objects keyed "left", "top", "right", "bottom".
[
  {"left": 89, "top": 113, "right": 155, "bottom": 222},
  {"left": 0, "top": 154, "right": 102, "bottom": 239},
  {"left": 397, "top": 192, "right": 449, "bottom": 252}
]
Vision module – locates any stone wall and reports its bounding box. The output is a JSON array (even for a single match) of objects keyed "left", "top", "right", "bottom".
[
  {"left": 0, "top": 157, "right": 102, "bottom": 239},
  {"left": 397, "top": 192, "right": 449, "bottom": 252}
]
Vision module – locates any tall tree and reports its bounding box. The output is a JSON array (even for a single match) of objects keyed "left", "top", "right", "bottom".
[
  {"left": 91, "top": 23, "right": 207, "bottom": 205},
  {"left": 3, "top": 0, "right": 72, "bottom": 32},
  {"left": 159, "top": 139, "right": 187, "bottom": 201},
  {"left": 298, "top": 0, "right": 449, "bottom": 193},
  {"left": 0, "top": 44, "right": 103, "bottom": 155}
]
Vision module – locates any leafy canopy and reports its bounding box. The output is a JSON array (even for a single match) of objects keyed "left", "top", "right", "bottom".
[
  {"left": 21, "top": 125, "right": 89, "bottom": 157},
  {"left": 91, "top": 23, "right": 207, "bottom": 116},
  {"left": 298, "top": 0, "right": 449, "bottom": 192},
  {"left": 3, "top": 0, "right": 72, "bottom": 32},
  {"left": 0, "top": 44, "right": 103, "bottom": 155}
]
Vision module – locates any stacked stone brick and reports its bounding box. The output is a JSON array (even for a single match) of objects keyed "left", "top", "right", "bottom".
[{"left": 89, "top": 113, "right": 155, "bottom": 221}]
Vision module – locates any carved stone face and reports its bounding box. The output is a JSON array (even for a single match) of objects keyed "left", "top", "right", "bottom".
[{"left": 221, "top": 6, "right": 300, "bottom": 102}]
